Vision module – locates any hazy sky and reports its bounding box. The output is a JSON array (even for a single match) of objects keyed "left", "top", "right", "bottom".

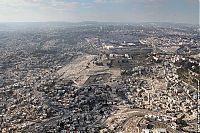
[{"left": 0, "top": 0, "right": 199, "bottom": 24}]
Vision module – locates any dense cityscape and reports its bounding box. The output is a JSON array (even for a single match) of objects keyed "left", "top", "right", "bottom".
[{"left": 0, "top": 22, "right": 199, "bottom": 133}]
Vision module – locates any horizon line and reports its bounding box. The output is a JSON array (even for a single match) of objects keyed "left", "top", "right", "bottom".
[{"left": 0, "top": 21, "right": 198, "bottom": 26}]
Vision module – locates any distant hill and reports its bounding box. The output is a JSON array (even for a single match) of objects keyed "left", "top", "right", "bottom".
[{"left": 0, "top": 21, "right": 197, "bottom": 31}]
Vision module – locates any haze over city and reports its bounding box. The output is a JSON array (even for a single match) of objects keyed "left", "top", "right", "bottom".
[{"left": 0, "top": 0, "right": 199, "bottom": 24}]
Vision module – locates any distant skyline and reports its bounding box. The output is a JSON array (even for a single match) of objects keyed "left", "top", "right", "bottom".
[{"left": 0, "top": 0, "right": 199, "bottom": 24}]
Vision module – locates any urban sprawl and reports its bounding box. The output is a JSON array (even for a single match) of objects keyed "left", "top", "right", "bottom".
[{"left": 0, "top": 22, "right": 199, "bottom": 133}]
